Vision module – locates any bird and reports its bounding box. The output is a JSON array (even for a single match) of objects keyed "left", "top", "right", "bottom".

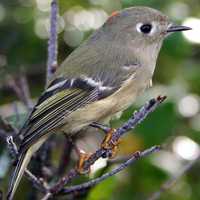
[{"left": 7, "top": 6, "right": 191, "bottom": 200}]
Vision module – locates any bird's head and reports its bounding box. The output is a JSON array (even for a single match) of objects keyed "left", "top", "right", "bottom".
[
  {"left": 87, "top": 6, "right": 191, "bottom": 74},
  {"left": 102, "top": 6, "right": 191, "bottom": 46}
]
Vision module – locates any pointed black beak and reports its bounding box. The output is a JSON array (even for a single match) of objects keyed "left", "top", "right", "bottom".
[{"left": 167, "top": 25, "right": 192, "bottom": 33}]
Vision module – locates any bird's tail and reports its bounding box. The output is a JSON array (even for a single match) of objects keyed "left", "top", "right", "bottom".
[{"left": 7, "top": 150, "right": 32, "bottom": 200}]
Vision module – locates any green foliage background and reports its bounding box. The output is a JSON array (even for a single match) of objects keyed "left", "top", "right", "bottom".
[{"left": 0, "top": 0, "right": 200, "bottom": 200}]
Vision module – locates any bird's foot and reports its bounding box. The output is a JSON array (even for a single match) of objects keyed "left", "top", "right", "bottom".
[
  {"left": 90, "top": 122, "right": 110, "bottom": 133},
  {"left": 76, "top": 149, "right": 92, "bottom": 174},
  {"left": 101, "top": 128, "right": 120, "bottom": 158}
]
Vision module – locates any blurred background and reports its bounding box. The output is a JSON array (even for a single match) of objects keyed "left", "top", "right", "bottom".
[{"left": 0, "top": 0, "right": 200, "bottom": 199}]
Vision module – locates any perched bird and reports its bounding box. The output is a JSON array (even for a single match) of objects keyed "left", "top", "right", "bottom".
[{"left": 7, "top": 6, "right": 191, "bottom": 200}]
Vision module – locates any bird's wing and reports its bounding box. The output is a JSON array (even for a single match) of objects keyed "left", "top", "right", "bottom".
[{"left": 18, "top": 77, "right": 116, "bottom": 153}]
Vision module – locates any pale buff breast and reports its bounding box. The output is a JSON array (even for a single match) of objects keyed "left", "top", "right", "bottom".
[{"left": 61, "top": 70, "right": 152, "bottom": 134}]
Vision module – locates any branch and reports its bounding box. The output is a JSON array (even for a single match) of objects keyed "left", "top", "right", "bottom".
[
  {"left": 111, "top": 96, "right": 166, "bottom": 145},
  {"left": 1, "top": 1, "right": 59, "bottom": 197},
  {"left": 61, "top": 146, "right": 161, "bottom": 195},
  {"left": 6, "top": 74, "right": 32, "bottom": 110},
  {"left": 6, "top": 136, "right": 49, "bottom": 194},
  {"left": 34, "top": 0, "right": 59, "bottom": 186},
  {"left": 41, "top": 96, "right": 166, "bottom": 199},
  {"left": 17, "top": 74, "right": 33, "bottom": 110},
  {"left": 0, "top": 117, "right": 18, "bottom": 136},
  {"left": 147, "top": 154, "right": 200, "bottom": 200},
  {"left": 46, "top": 0, "right": 58, "bottom": 84}
]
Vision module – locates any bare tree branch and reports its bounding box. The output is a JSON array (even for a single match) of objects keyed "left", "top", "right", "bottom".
[
  {"left": 46, "top": 0, "right": 58, "bottom": 84},
  {"left": 0, "top": 1, "right": 171, "bottom": 199},
  {"left": 17, "top": 74, "right": 33, "bottom": 110},
  {"left": 0, "top": 117, "right": 18, "bottom": 136},
  {"left": 61, "top": 146, "right": 161, "bottom": 195},
  {"left": 6, "top": 74, "right": 32, "bottom": 110},
  {"left": 41, "top": 96, "right": 166, "bottom": 199},
  {"left": 34, "top": 0, "right": 59, "bottom": 187},
  {"left": 6, "top": 136, "right": 49, "bottom": 193}
]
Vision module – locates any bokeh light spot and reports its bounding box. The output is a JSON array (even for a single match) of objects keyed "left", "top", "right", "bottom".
[
  {"left": 36, "top": 0, "right": 51, "bottom": 12},
  {"left": 64, "top": 26, "right": 84, "bottom": 47},
  {"left": 182, "top": 18, "right": 200, "bottom": 44},
  {"left": 34, "top": 18, "right": 50, "bottom": 39},
  {"left": 64, "top": 7, "right": 108, "bottom": 31},
  {"left": 167, "top": 2, "right": 189, "bottom": 20},
  {"left": 178, "top": 95, "right": 199, "bottom": 118},
  {"left": 173, "top": 136, "right": 199, "bottom": 160}
]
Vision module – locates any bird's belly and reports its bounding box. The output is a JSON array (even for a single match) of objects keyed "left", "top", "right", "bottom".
[{"left": 62, "top": 75, "right": 150, "bottom": 134}]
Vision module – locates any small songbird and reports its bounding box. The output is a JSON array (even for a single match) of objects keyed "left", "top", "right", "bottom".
[{"left": 7, "top": 6, "right": 191, "bottom": 199}]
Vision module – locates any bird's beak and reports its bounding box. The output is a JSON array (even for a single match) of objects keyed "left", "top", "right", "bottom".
[{"left": 167, "top": 25, "right": 192, "bottom": 33}]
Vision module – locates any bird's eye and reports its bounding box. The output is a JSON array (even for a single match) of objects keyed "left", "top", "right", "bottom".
[{"left": 140, "top": 24, "right": 152, "bottom": 34}]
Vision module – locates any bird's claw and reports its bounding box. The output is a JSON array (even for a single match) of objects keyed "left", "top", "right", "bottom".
[
  {"left": 101, "top": 128, "right": 120, "bottom": 158},
  {"left": 76, "top": 150, "right": 91, "bottom": 174}
]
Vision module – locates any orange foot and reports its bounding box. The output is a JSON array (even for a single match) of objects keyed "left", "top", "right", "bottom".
[
  {"left": 101, "top": 128, "right": 120, "bottom": 158},
  {"left": 76, "top": 150, "right": 92, "bottom": 174}
]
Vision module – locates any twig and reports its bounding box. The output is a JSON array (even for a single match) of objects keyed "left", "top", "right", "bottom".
[
  {"left": 46, "top": 0, "right": 58, "bottom": 84},
  {"left": 108, "top": 155, "right": 133, "bottom": 165},
  {"left": 0, "top": 116, "right": 18, "bottom": 135},
  {"left": 6, "top": 136, "right": 49, "bottom": 194},
  {"left": 110, "top": 96, "right": 166, "bottom": 146},
  {"left": 6, "top": 75, "right": 32, "bottom": 110},
  {"left": 61, "top": 146, "right": 161, "bottom": 195},
  {"left": 41, "top": 96, "right": 166, "bottom": 199},
  {"left": 25, "top": 170, "right": 49, "bottom": 193},
  {"left": 147, "top": 155, "right": 200, "bottom": 200},
  {"left": 34, "top": 0, "right": 59, "bottom": 187},
  {"left": 18, "top": 74, "right": 33, "bottom": 110},
  {"left": 2, "top": 1, "right": 58, "bottom": 198},
  {"left": 0, "top": 117, "right": 49, "bottom": 194}
]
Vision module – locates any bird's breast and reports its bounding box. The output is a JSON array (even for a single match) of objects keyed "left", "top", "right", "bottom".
[{"left": 62, "top": 70, "right": 151, "bottom": 134}]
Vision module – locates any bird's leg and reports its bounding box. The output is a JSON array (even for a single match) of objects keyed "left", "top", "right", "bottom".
[
  {"left": 90, "top": 122, "right": 120, "bottom": 158},
  {"left": 76, "top": 149, "right": 91, "bottom": 174},
  {"left": 90, "top": 122, "right": 110, "bottom": 133},
  {"left": 72, "top": 142, "right": 91, "bottom": 174},
  {"left": 101, "top": 128, "right": 121, "bottom": 158},
  {"left": 64, "top": 133, "right": 91, "bottom": 174}
]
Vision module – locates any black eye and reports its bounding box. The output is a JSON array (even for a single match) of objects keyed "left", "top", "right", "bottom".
[{"left": 140, "top": 24, "right": 152, "bottom": 34}]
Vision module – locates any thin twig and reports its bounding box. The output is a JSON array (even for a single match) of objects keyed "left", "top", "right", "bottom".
[
  {"left": 108, "top": 155, "right": 133, "bottom": 165},
  {"left": 0, "top": 116, "right": 18, "bottom": 134},
  {"left": 35, "top": 0, "right": 58, "bottom": 179},
  {"left": 46, "top": 0, "right": 58, "bottom": 84},
  {"left": 61, "top": 146, "right": 161, "bottom": 195},
  {"left": 147, "top": 155, "right": 200, "bottom": 200},
  {"left": 18, "top": 74, "right": 33, "bottom": 110},
  {"left": 1, "top": 118, "right": 49, "bottom": 193},
  {"left": 34, "top": 0, "right": 59, "bottom": 187},
  {"left": 41, "top": 96, "right": 166, "bottom": 199},
  {"left": 25, "top": 170, "right": 49, "bottom": 193},
  {"left": 6, "top": 136, "right": 49, "bottom": 194},
  {"left": 6, "top": 75, "right": 32, "bottom": 110},
  {"left": 110, "top": 96, "right": 166, "bottom": 146}
]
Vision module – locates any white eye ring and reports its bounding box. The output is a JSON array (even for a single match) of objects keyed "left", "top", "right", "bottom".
[{"left": 136, "top": 22, "right": 157, "bottom": 36}]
